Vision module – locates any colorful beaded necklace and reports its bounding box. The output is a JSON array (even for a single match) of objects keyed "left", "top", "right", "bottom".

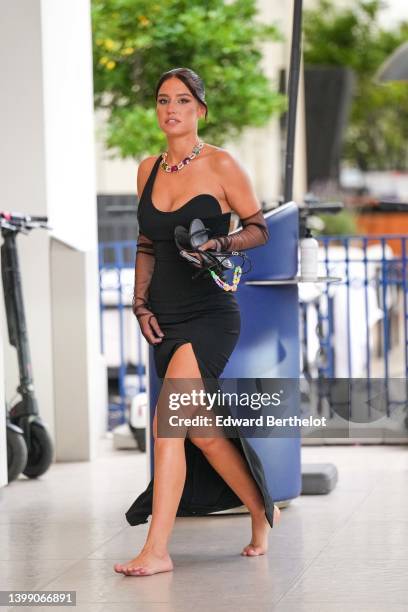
[
  {"left": 209, "top": 265, "right": 242, "bottom": 292},
  {"left": 160, "top": 139, "right": 204, "bottom": 173}
]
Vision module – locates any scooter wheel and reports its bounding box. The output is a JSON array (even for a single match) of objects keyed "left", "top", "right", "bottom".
[
  {"left": 7, "top": 428, "right": 28, "bottom": 483},
  {"left": 23, "top": 422, "right": 54, "bottom": 478}
]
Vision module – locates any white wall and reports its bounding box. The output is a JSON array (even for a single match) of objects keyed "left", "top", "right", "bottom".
[
  {"left": 41, "top": 0, "right": 98, "bottom": 252},
  {"left": 380, "top": 0, "right": 408, "bottom": 28},
  {"left": 0, "top": 0, "right": 107, "bottom": 476},
  {"left": 0, "top": 0, "right": 55, "bottom": 441},
  {"left": 95, "top": 109, "right": 139, "bottom": 194}
]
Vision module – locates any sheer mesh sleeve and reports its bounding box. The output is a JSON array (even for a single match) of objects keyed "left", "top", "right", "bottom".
[
  {"left": 132, "top": 233, "right": 155, "bottom": 318},
  {"left": 131, "top": 232, "right": 165, "bottom": 345},
  {"left": 213, "top": 209, "right": 269, "bottom": 252}
]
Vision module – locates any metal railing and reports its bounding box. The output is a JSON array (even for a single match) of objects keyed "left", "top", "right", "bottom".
[
  {"left": 299, "top": 234, "right": 408, "bottom": 432},
  {"left": 99, "top": 239, "right": 146, "bottom": 430},
  {"left": 99, "top": 233, "right": 408, "bottom": 430},
  {"left": 299, "top": 234, "right": 408, "bottom": 380}
]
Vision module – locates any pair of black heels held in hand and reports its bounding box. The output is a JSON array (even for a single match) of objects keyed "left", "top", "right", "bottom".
[{"left": 174, "top": 216, "right": 235, "bottom": 276}]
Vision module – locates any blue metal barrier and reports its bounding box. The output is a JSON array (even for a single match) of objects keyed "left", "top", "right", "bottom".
[
  {"left": 300, "top": 234, "right": 408, "bottom": 381},
  {"left": 98, "top": 240, "right": 146, "bottom": 430},
  {"left": 99, "top": 232, "right": 408, "bottom": 430}
]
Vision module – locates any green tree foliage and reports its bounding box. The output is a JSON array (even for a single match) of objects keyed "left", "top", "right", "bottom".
[
  {"left": 317, "top": 210, "right": 358, "bottom": 236},
  {"left": 303, "top": 0, "right": 408, "bottom": 171},
  {"left": 91, "top": 0, "right": 286, "bottom": 159}
]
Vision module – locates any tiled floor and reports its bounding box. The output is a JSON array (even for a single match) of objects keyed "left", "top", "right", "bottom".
[{"left": 1, "top": 439, "right": 407, "bottom": 611}]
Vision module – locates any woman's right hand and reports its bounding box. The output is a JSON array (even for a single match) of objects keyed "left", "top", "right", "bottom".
[{"left": 136, "top": 310, "right": 165, "bottom": 345}]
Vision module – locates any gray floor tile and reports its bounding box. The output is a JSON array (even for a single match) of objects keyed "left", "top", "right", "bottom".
[
  {"left": 41, "top": 555, "right": 308, "bottom": 606},
  {"left": 349, "top": 488, "right": 408, "bottom": 521},
  {"left": 0, "top": 522, "right": 123, "bottom": 560},
  {"left": 1, "top": 438, "right": 407, "bottom": 611},
  {"left": 4, "top": 607, "right": 105, "bottom": 612},
  {"left": 279, "top": 557, "right": 408, "bottom": 605},
  {"left": 2, "top": 607, "right": 106, "bottom": 612},
  {"left": 99, "top": 606, "right": 178, "bottom": 612},
  {"left": 0, "top": 559, "right": 77, "bottom": 590},
  {"left": 313, "top": 519, "right": 408, "bottom": 560},
  {"left": 275, "top": 602, "right": 408, "bottom": 612}
]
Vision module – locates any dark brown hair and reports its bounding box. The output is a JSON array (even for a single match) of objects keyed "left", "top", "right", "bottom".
[{"left": 155, "top": 67, "right": 208, "bottom": 121}]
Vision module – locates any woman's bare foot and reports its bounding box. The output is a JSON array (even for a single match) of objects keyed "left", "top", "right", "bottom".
[
  {"left": 241, "top": 505, "right": 281, "bottom": 557},
  {"left": 113, "top": 546, "right": 174, "bottom": 577}
]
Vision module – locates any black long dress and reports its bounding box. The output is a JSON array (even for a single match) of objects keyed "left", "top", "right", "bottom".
[{"left": 125, "top": 155, "right": 275, "bottom": 527}]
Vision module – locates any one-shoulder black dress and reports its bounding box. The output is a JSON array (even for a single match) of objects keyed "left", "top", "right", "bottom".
[{"left": 125, "top": 155, "right": 275, "bottom": 527}]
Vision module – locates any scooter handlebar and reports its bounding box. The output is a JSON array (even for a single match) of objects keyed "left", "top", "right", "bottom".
[
  {"left": 0, "top": 211, "right": 51, "bottom": 231},
  {"left": 0, "top": 211, "right": 48, "bottom": 222}
]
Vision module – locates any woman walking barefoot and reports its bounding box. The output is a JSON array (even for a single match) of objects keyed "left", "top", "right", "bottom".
[{"left": 114, "top": 67, "right": 280, "bottom": 578}]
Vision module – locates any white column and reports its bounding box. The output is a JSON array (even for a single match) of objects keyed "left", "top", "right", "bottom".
[{"left": 0, "top": 0, "right": 107, "bottom": 470}]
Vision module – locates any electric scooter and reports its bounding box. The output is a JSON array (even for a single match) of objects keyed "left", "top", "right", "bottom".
[{"left": 1, "top": 211, "right": 54, "bottom": 481}]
